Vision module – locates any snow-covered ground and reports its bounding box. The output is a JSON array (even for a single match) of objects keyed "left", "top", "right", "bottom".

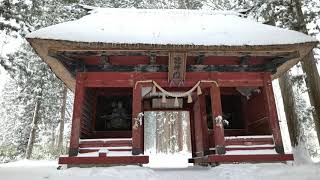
[{"left": 0, "top": 160, "right": 319, "bottom": 180}]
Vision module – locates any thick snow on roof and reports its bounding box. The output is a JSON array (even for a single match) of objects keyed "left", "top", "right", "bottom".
[{"left": 26, "top": 8, "right": 317, "bottom": 46}]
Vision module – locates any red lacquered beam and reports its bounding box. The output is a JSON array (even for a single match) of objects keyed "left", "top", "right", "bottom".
[{"left": 59, "top": 156, "right": 149, "bottom": 165}]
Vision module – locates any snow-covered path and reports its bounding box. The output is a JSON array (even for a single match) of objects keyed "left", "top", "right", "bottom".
[{"left": 0, "top": 160, "right": 319, "bottom": 180}]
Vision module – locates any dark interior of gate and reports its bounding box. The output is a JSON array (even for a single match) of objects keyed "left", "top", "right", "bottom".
[{"left": 78, "top": 85, "right": 271, "bottom": 150}]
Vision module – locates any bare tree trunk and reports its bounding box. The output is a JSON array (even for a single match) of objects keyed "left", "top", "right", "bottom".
[
  {"left": 57, "top": 85, "right": 67, "bottom": 150},
  {"left": 51, "top": 125, "right": 56, "bottom": 148},
  {"left": 25, "top": 100, "right": 41, "bottom": 159},
  {"left": 293, "top": 0, "right": 320, "bottom": 145},
  {"left": 279, "top": 73, "right": 301, "bottom": 146},
  {"left": 301, "top": 53, "right": 320, "bottom": 144}
]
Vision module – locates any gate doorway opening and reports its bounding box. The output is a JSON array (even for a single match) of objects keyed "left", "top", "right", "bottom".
[{"left": 144, "top": 111, "right": 192, "bottom": 167}]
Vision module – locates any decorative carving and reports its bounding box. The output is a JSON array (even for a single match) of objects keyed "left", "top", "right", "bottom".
[
  {"left": 215, "top": 115, "right": 223, "bottom": 127},
  {"left": 133, "top": 112, "right": 144, "bottom": 129},
  {"left": 236, "top": 87, "right": 261, "bottom": 99}
]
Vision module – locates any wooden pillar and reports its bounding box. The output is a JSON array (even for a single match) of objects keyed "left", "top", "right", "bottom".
[
  {"left": 189, "top": 109, "right": 196, "bottom": 158},
  {"left": 193, "top": 96, "right": 204, "bottom": 157},
  {"left": 210, "top": 85, "right": 225, "bottom": 154},
  {"left": 91, "top": 91, "right": 98, "bottom": 131},
  {"left": 132, "top": 84, "right": 143, "bottom": 155},
  {"left": 263, "top": 73, "right": 284, "bottom": 154},
  {"left": 241, "top": 96, "right": 249, "bottom": 135},
  {"left": 69, "top": 73, "right": 85, "bottom": 157},
  {"left": 199, "top": 94, "right": 210, "bottom": 155}
]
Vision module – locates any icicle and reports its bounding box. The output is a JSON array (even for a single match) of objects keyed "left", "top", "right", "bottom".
[
  {"left": 197, "top": 86, "right": 202, "bottom": 95},
  {"left": 161, "top": 94, "right": 167, "bottom": 103},
  {"left": 187, "top": 94, "right": 192, "bottom": 103},
  {"left": 174, "top": 97, "right": 179, "bottom": 107},
  {"left": 152, "top": 85, "right": 156, "bottom": 94}
]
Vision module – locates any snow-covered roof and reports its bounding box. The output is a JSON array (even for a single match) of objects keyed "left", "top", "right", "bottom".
[{"left": 26, "top": 8, "right": 317, "bottom": 46}]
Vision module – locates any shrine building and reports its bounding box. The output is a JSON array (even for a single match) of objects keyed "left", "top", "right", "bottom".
[{"left": 26, "top": 8, "right": 318, "bottom": 166}]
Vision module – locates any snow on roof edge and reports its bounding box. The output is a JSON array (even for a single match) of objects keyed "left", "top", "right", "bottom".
[
  {"left": 27, "top": 37, "right": 318, "bottom": 49},
  {"left": 26, "top": 8, "right": 318, "bottom": 47}
]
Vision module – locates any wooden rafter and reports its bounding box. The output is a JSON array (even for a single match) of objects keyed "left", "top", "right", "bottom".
[
  {"left": 49, "top": 49, "right": 300, "bottom": 58},
  {"left": 49, "top": 50, "right": 300, "bottom": 75}
]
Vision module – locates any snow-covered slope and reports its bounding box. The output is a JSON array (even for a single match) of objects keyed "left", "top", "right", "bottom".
[{"left": 26, "top": 8, "right": 317, "bottom": 46}]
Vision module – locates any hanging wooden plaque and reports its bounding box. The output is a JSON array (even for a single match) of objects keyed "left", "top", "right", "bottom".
[{"left": 168, "top": 52, "right": 187, "bottom": 85}]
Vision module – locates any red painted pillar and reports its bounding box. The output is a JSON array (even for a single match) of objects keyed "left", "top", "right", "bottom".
[
  {"left": 91, "top": 91, "right": 98, "bottom": 131},
  {"left": 132, "top": 84, "right": 143, "bottom": 155},
  {"left": 263, "top": 73, "right": 284, "bottom": 154},
  {"left": 241, "top": 96, "right": 249, "bottom": 134},
  {"left": 193, "top": 96, "right": 204, "bottom": 157},
  {"left": 188, "top": 108, "right": 196, "bottom": 158},
  {"left": 69, "top": 73, "right": 85, "bottom": 157},
  {"left": 199, "top": 94, "right": 210, "bottom": 155},
  {"left": 210, "top": 85, "right": 225, "bottom": 154}
]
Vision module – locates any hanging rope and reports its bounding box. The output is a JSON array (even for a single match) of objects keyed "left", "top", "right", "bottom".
[
  {"left": 134, "top": 79, "right": 219, "bottom": 102},
  {"left": 153, "top": 81, "right": 201, "bottom": 98}
]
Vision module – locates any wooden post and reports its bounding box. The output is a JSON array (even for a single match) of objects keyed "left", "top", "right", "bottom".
[
  {"left": 91, "top": 91, "right": 98, "bottom": 131},
  {"left": 210, "top": 84, "right": 225, "bottom": 154},
  {"left": 189, "top": 109, "right": 196, "bottom": 158},
  {"left": 263, "top": 73, "right": 284, "bottom": 154},
  {"left": 240, "top": 96, "right": 249, "bottom": 134},
  {"left": 199, "top": 94, "right": 210, "bottom": 155},
  {"left": 69, "top": 73, "right": 85, "bottom": 157},
  {"left": 193, "top": 96, "right": 204, "bottom": 157},
  {"left": 132, "top": 83, "right": 143, "bottom": 155}
]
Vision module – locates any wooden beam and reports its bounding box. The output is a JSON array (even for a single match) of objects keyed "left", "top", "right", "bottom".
[
  {"left": 86, "top": 64, "right": 168, "bottom": 72},
  {"left": 91, "top": 131, "right": 132, "bottom": 138},
  {"left": 210, "top": 84, "right": 225, "bottom": 154},
  {"left": 187, "top": 64, "right": 268, "bottom": 72},
  {"left": 132, "top": 83, "right": 144, "bottom": 155},
  {"left": 262, "top": 73, "right": 284, "bottom": 154},
  {"left": 62, "top": 51, "right": 295, "bottom": 73},
  {"left": 225, "top": 137, "right": 274, "bottom": 146},
  {"left": 263, "top": 51, "right": 300, "bottom": 72},
  {"left": 79, "top": 139, "right": 131, "bottom": 147},
  {"left": 52, "top": 50, "right": 299, "bottom": 58},
  {"left": 80, "top": 72, "right": 265, "bottom": 88},
  {"left": 51, "top": 51, "right": 299, "bottom": 76},
  {"left": 74, "top": 64, "right": 278, "bottom": 73},
  {"left": 226, "top": 146, "right": 275, "bottom": 151},
  {"left": 69, "top": 74, "right": 85, "bottom": 156},
  {"left": 49, "top": 52, "right": 77, "bottom": 77},
  {"left": 79, "top": 148, "right": 132, "bottom": 153},
  {"left": 59, "top": 156, "right": 149, "bottom": 165},
  {"left": 190, "top": 154, "right": 294, "bottom": 163}
]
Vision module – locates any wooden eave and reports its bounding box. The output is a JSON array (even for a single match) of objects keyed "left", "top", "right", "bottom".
[{"left": 26, "top": 38, "right": 318, "bottom": 92}]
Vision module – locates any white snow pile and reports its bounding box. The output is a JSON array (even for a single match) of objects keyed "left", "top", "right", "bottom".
[
  {"left": 26, "top": 8, "right": 317, "bottom": 46},
  {"left": 1, "top": 160, "right": 320, "bottom": 180}
]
